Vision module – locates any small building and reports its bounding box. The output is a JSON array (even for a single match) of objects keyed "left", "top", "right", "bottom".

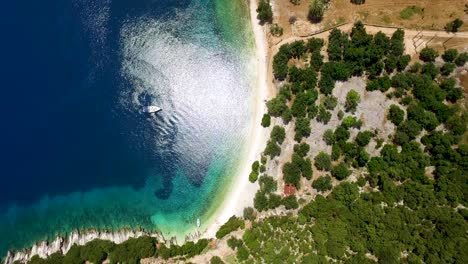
[{"left": 283, "top": 184, "right": 296, "bottom": 196}]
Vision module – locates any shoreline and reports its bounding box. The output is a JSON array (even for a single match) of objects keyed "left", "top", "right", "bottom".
[
  {"left": 200, "top": 0, "right": 269, "bottom": 239},
  {"left": 3, "top": 1, "right": 270, "bottom": 263},
  {"left": 3, "top": 229, "right": 166, "bottom": 264}
]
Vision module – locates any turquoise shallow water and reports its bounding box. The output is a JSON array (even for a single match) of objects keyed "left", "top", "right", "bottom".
[{"left": 0, "top": 0, "right": 255, "bottom": 256}]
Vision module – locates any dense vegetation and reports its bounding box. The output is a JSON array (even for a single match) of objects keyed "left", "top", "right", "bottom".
[
  {"left": 21, "top": 236, "right": 210, "bottom": 264},
  {"left": 237, "top": 22, "right": 468, "bottom": 264},
  {"left": 256, "top": 0, "right": 273, "bottom": 25}
]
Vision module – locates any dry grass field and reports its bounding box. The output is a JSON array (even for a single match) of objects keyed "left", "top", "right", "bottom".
[
  {"left": 272, "top": 0, "right": 468, "bottom": 33},
  {"left": 322, "top": 0, "right": 468, "bottom": 31}
]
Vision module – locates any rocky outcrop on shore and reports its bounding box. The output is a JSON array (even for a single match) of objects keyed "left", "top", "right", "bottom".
[{"left": 3, "top": 229, "right": 167, "bottom": 264}]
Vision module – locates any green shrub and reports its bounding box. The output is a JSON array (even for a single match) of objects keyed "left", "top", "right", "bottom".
[
  {"left": 455, "top": 52, "right": 468, "bottom": 66},
  {"left": 282, "top": 195, "right": 299, "bottom": 209},
  {"left": 308, "top": 0, "right": 325, "bottom": 23},
  {"left": 80, "top": 239, "right": 114, "bottom": 264},
  {"left": 216, "top": 216, "right": 245, "bottom": 239},
  {"left": 294, "top": 142, "right": 310, "bottom": 157},
  {"left": 109, "top": 237, "right": 157, "bottom": 264},
  {"left": 323, "top": 95, "right": 338, "bottom": 110},
  {"left": 227, "top": 237, "right": 243, "bottom": 250},
  {"left": 440, "top": 62, "right": 456, "bottom": 76},
  {"left": 331, "top": 162, "right": 351, "bottom": 180},
  {"left": 261, "top": 114, "right": 271, "bottom": 127},
  {"left": 270, "top": 23, "right": 283, "bottom": 37},
  {"left": 442, "top": 48, "right": 458, "bottom": 62},
  {"left": 312, "top": 175, "right": 333, "bottom": 192},
  {"left": 355, "top": 131, "right": 373, "bottom": 147},
  {"left": 264, "top": 140, "right": 281, "bottom": 158},
  {"left": 210, "top": 256, "right": 225, "bottom": 264},
  {"left": 345, "top": 90, "right": 360, "bottom": 113},
  {"left": 323, "top": 129, "right": 335, "bottom": 145},
  {"left": 387, "top": 104, "right": 404, "bottom": 126},
  {"left": 314, "top": 152, "right": 332, "bottom": 171},
  {"left": 243, "top": 207, "right": 257, "bottom": 221},
  {"left": 249, "top": 171, "right": 259, "bottom": 183},
  {"left": 445, "top": 18, "right": 463, "bottom": 33},
  {"left": 295, "top": 117, "right": 311, "bottom": 141},
  {"left": 334, "top": 126, "right": 350, "bottom": 142},
  {"left": 256, "top": 0, "right": 273, "bottom": 24},
  {"left": 399, "top": 6, "right": 423, "bottom": 19},
  {"left": 316, "top": 106, "right": 332, "bottom": 124},
  {"left": 419, "top": 47, "right": 438, "bottom": 62}
]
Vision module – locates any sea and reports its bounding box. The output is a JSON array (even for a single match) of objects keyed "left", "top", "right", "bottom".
[{"left": 0, "top": 0, "right": 255, "bottom": 256}]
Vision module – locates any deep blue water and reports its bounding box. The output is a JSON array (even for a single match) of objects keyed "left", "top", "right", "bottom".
[{"left": 0, "top": 0, "right": 254, "bottom": 256}]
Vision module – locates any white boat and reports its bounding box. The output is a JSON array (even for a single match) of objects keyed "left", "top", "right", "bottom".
[
  {"left": 143, "top": 106, "right": 161, "bottom": 114},
  {"left": 196, "top": 218, "right": 201, "bottom": 228}
]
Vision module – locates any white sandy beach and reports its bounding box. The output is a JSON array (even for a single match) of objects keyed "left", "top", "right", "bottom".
[{"left": 201, "top": 0, "right": 270, "bottom": 239}]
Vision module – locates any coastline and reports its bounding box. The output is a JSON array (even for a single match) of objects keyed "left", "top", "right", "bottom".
[
  {"left": 2, "top": 1, "right": 270, "bottom": 263},
  {"left": 3, "top": 229, "right": 165, "bottom": 264},
  {"left": 200, "top": 0, "right": 270, "bottom": 239}
]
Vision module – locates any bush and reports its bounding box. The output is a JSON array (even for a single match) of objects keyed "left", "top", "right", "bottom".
[
  {"left": 445, "top": 18, "right": 463, "bottom": 33},
  {"left": 266, "top": 95, "right": 287, "bottom": 116},
  {"left": 109, "top": 237, "right": 157, "bottom": 263},
  {"left": 264, "top": 140, "right": 281, "bottom": 158},
  {"left": 350, "top": 0, "right": 365, "bottom": 5},
  {"left": 80, "top": 239, "right": 114, "bottom": 264},
  {"left": 271, "top": 125, "right": 286, "bottom": 144},
  {"left": 270, "top": 23, "right": 283, "bottom": 37},
  {"left": 259, "top": 175, "right": 277, "bottom": 193},
  {"left": 440, "top": 62, "right": 456, "bottom": 76},
  {"left": 419, "top": 47, "right": 438, "bottom": 62},
  {"left": 355, "top": 131, "right": 373, "bottom": 146},
  {"left": 323, "top": 95, "right": 338, "bottom": 110},
  {"left": 345, "top": 90, "right": 360, "bottom": 113},
  {"left": 294, "top": 142, "right": 310, "bottom": 157},
  {"left": 261, "top": 114, "right": 271, "bottom": 127},
  {"left": 398, "top": 55, "right": 411, "bottom": 71},
  {"left": 216, "top": 216, "right": 245, "bottom": 239},
  {"left": 331, "top": 162, "right": 351, "bottom": 180},
  {"left": 312, "top": 175, "right": 333, "bottom": 192},
  {"left": 323, "top": 129, "right": 335, "bottom": 145},
  {"left": 295, "top": 117, "right": 311, "bottom": 141},
  {"left": 308, "top": 0, "right": 325, "bottom": 23},
  {"left": 389, "top": 29, "right": 405, "bottom": 57},
  {"left": 249, "top": 171, "right": 259, "bottom": 183},
  {"left": 210, "top": 256, "right": 225, "bottom": 264},
  {"left": 254, "top": 191, "right": 268, "bottom": 211},
  {"left": 334, "top": 126, "right": 350, "bottom": 143},
  {"left": 282, "top": 195, "right": 299, "bottom": 209},
  {"left": 442, "top": 49, "right": 459, "bottom": 62},
  {"left": 399, "top": 5, "right": 423, "bottom": 19},
  {"left": 341, "top": 116, "right": 360, "bottom": 129},
  {"left": 256, "top": 0, "right": 273, "bottom": 24},
  {"left": 314, "top": 152, "right": 332, "bottom": 171},
  {"left": 455, "top": 52, "right": 468, "bottom": 66},
  {"left": 243, "top": 207, "right": 256, "bottom": 221},
  {"left": 316, "top": 106, "right": 332, "bottom": 124},
  {"left": 283, "top": 161, "right": 302, "bottom": 189},
  {"left": 236, "top": 245, "right": 250, "bottom": 261},
  {"left": 398, "top": 120, "right": 422, "bottom": 139},
  {"left": 388, "top": 104, "right": 404, "bottom": 126},
  {"left": 421, "top": 63, "right": 439, "bottom": 79},
  {"left": 332, "top": 144, "right": 342, "bottom": 161},
  {"left": 227, "top": 237, "right": 243, "bottom": 250}
]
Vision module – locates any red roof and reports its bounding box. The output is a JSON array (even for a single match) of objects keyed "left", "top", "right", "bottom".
[{"left": 284, "top": 184, "right": 296, "bottom": 196}]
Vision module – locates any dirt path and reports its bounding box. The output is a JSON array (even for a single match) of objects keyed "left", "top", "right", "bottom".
[{"left": 274, "top": 23, "right": 468, "bottom": 49}]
